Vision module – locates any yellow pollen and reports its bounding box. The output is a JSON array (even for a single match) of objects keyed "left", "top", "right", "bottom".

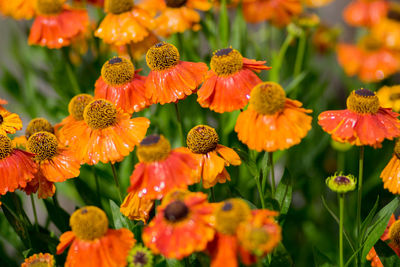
[
  {"left": 346, "top": 89, "right": 380, "bottom": 114},
  {"left": 36, "top": 0, "right": 64, "bottom": 15},
  {"left": 83, "top": 99, "right": 117, "bottom": 130},
  {"left": 68, "top": 94, "right": 94, "bottom": 121},
  {"left": 70, "top": 206, "right": 109, "bottom": 241},
  {"left": 186, "top": 125, "right": 219, "bottom": 154},
  {"left": 146, "top": 42, "right": 180, "bottom": 71},
  {"left": 389, "top": 220, "right": 400, "bottom": 248},
  {"left": 105, "top": 0, "right": 134, "bottom": 14},
  {"left": 210, "top": 48, "right": 243, "bottom": 76},
  {"left": 27, "top": 132, "right": 58, "bottom": 161},
  {"left": 136, "top": 135, "right": 171, "bottom": 163},
  {"left": 0, "top": 135, "right": 12, "bottom": 160},
  {"left": 214, "top": 198, "right": 251, "bottom": 235},
  {"left": 25, "top": 118, "right": 54, "bottom": 139},
  {"left": 250, "top": 82, "right": 286, "bottom": 115},
  {"left": 101, "top": 57, "right": 135, "bottom": 86},
  {"left": 394, "top": 139, "right": 400, "bottom": 159}
]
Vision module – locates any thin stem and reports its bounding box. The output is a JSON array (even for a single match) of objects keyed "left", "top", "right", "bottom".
[
  {"left": 339, "top": 193, "right": 344, "bottom": 267},
  {"left": 270, "top": 33, "right": 294, "bottom": 82},
  {"left": 269, "top": 152, "right": 276, "bottom": 198},
  {"left": 126, "top": 44, "right": 134, "bottom": 61},
  {"left": 174, "top": 103, "right": 185, "bottom": 146},
  {"left": 338, "top": 151, "right": 346, "bottom": 172},
  {"left": 30, "top": 194, "right": 39, "bottom": 231},
  {"left": 210, "top": 187, "right": 216, "bottom": 202},
  {"left": 255, "top": 175, "right": 265, "bottom": 209},
  {"left": 111, "top": 163, "right": 123, "bottom": 203},
  {"left": 292, "top": 33, "right": 307, "bottom": 98},
  {"left": 356, "top": 146, "right": 364, "bottom": 265}
]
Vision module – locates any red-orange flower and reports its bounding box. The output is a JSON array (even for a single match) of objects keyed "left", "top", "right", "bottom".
[
  {"left": 23, "top": 132, "right": 80, "bottom": 199},
  {"left": 241, "top": 0, "right": 302, "bottom": 26},
  {"left": 185, "top": 125, "right": 241, "bottom": 188},
  {"left": 21, "top": 253, "right": 55, "bottom": 267},
  {"left": 337, "top": 36, "right": 400, "bottom": 83},
  {"left": 0, "top": 0, "right": 36, "bottom": 20},
  {"left": 380, "top": 139, "right": 400, "bottom": 194},
  {"left": 120, "top": 190, "right": 154, "bottom": 222},
  {"left": 343, "top": 0, "right": 388, "bottom": 27},
  {"left": 28, "top": 0, "right": 89, "bottom": 49},
  {"left": 143, "top": 190, "right": 215, "bottom": 259},
  {"left": 59, "top": 99, "right": 150, "bottom": 165},
  {"left": 0, "top": 134, "right": 36, "bottom": 195},
  {"left": 94, "top": 57, "right": 150, "bottom": 114},
  {"left": 319, "top": 89, "right": 400, "bottom": 148},
  {"left": 197, "top": 48, "right": 270, "bottom": 113},
  {"left": 235, "top": 82, "right": 312, "bottom": 152},
  {"left": 367, "top": 214, "right": 400, "bottom": 266},
  {"left": 139, "top": 0, "right": 211, "bottom": 37},
  {"left": 145, "top": 42, "right": 208, "bottom": 105},
  {"left": 128, "top": 135, "right": 198, "bottom": 200},
  {"left": 57, "top": 206, "right": 135, "bottom": 267},
  {"left": 0, "top": 108, "right": 22, "bottom": 135},
  {"left": 95, "top": 0, "right": 154, "bottom": 46}
]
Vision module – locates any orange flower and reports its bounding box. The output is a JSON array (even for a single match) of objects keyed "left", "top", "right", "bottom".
[
  {"left": 21, "top": 253, "right": 55, "bottom": 267},
  {"left": 312, "top": 24, "right": 340, "bottom": 54},
  {"left": 185, "top": 125, "right": 241, "bottom": 188},
  {"left": 95, "top": 0, "right": 155, "bottom": 46},
  {"left": 241, "top": 0, "right": 302, "bottom": 26},
  {"left": 197, "top": 48, "right": 270, "bottom": 113},
  {"left": 28, "top": 0, "right": 89, "bottom": 49},
  {"left": 319, "top": 89, "right": 400, "bottom": 148},
  {"left": 94, "top": 57, "right": 150, "bottom": 114},
  {"left": 235, "top": 82, "right": 312, "bottom": 152},
  {"left": 372, "top": 5, "right": 400, "bottom": 51},
  {"left": 0, "top": 108, "right": 22, "bottom": 135},
  {"left": 140, "top": 0, "right": 211, "bottom": 37},
  {"left": 57, "top": 94, "right": 93, "bottom": 146},
  {"left": 145, "top": 42, "right": 208, "bottom": 105},
  {"left": 24, "top": 132, "right": 80, "bottom": 199},
  {"left": 127, "top": 135, "right": 198, "bottom": 200},
  {"left": 59, "top": 99, "right": 150, "bottom": 165},
  {"left": 303, "top": 0, "right": 334, "bottom": 8},
  {"left": 13, "top": 117, "right": 56, "bottom": 150},
  {"left": 120, "top": 190, "right": 154, "bottom": 222},
  {"left": 343, "top": 0, "right": 388, "bottom": 27},
  {"left": 0, "top": 134, "right": 36, "bottom": 195},
  {"left": 57, "top": 206, "right": 135, "bottom": 267},
  {"left": 114, "top": 32, "right": 160, "bottom": 61},
  {"left": 0, "top": 0, "right": 35, "bottom": 20},
  {"left": 380, "top": 139, "right": 400, "bottom": 194},
  {"left": 367, "top": 214, "right": 400, "bottom": 266},
  {"left": 337, "top": 36, "right": 400, "bottom": 83},
  {"left": 143, "top": 190, "right": 215, "bottom": 259}
]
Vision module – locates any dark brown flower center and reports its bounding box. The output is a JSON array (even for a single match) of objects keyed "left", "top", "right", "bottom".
[
  {"left": 165, "top": 0, "right": 187, "bottom": 8},
  {"left": 0, "top": 115, "right": 3, "bottom": 125},
  {"left": 133, "top": 252, "right": 148, "bottom": 265},
  {"left": 164, "top": 200, "right": 189, "bottom": 222},
  {"left": 388, "top": 10, "right": 400, "bottom": 22},
  {"left": 334, "top": 176, "right": 350, "bottom": 185},
  {"left": 186, "top": 125, "right": 219, "bottom": 154}
]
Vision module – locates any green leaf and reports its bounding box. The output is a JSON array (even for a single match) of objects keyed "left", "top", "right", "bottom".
[
  {"left": 275, "top": 169, "right": 292, "bottom": 216},
  {"left": 218, "top": 0, "right": 230, "bottom": 48},
  {"left": 265, "top": 197, "right": 280, "bottom": 212},
  {"left": 166, "top": 259, "right": 185, "bottom": 267},
  {"left": 361, "top": 197, "right": 400, "bottom": 262},
  {"left": 270, "top": 242, "right": 293, "bottom": 267},
  {"left": 312, "top": 247, "right": 334, "bottom": 267},
  {"left": 234, "top": 148, "right": 258, "bottom": 177},
  {"left": 109, "top": 200, "right": 130, "bottom": 229},
  {"left": 22, "top": 249, "right": 32, "bottom": 259},
  {"left": 360, "top": 196, "right": 380, "bottom": 242},
  {"left": 43, "top": 199, "right": 70, "bottom": 232},
  {"left": 74, "top": 178, "right": 100, "bottom": 206}
]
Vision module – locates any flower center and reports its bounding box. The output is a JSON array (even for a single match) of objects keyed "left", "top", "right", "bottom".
[
  {"left": 70, "top": 206, "right": 109, "bottom": 241},
  {"left": 390, "top": 93, "right": 400, "bottom": 101},
  {"left": 36, "top": 0, "right": 64, "bottom": 15},
  {"left": 83, "top": 99, "right": 117, "bottom": 130},
  {"left": 27, "top": 132, "right": 58, "bottom": 161},
  {"left": 346, "top": 89, "right": 380, "bottom": 114},
  {"left": 146, "top": 42, "right": 180, "bottom": 71},
  {"left": 241, "top": 227, "right": 270, "bottom": 251},
  {"left": 215, "top": 199, "right": 251, "bottom": 235},
  {"left": 210, "top": 48, "right": 243, "bottom": 76},
  {"left": 389, "top": 220, "right": 400, "bottom": 248},
  {"left": 359, "top": 36, "right": 382, "bottom": 51},
  {"left": 68, "top": 94, "right": 94, "bottom": 121},
  {"left": 136, "top": 135, "right": 171, "bottom": 163},
  {"left": 388, "top": 9, "right": 400, "bottom": 22},
  {"left": 165, "top": 0, "right": 187, "bottom": 8},
  {"left": 250, "top": 82, "right": 286, "bottom": 115},
  {"left": 101, "top": 57, "right": 135, "bottom": 86},
  {"left": 133, "top": 252, "right": 147, "bottom": 265},
  {"left": 28, "top": 260, "right": 52, "bottom": 267},
  {"left": 128, "top": 245, "right": 153, "bottom": 267},
  {"left": 164, "top": 200, "right": 189, "bottom": 222},
  {"left": 105, "top": 0, "right": 134, "bottom": 14},
  {"left": 25, "top": 118, "right": 54, "bottom": 139},
  {"left": 186, "top": 125, "right": 219, "bottom": 154},
  {"left": 334, "top": 176, "right": 350, "bottom": 185},
  {"left": 0, "top": 115, "right": 3, "bottom": 125},
  {"left": 0, "top": 135, "right": 12, "bottom": 160}
]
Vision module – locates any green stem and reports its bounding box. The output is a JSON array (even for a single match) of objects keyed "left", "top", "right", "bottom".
[
  {"left": 270, "top": 33, "right": 294, "bottom": 82},
  {"left": 339, "top": 193, "right": 344, "bottom": 267},
  {"left": 30, "top": 194, "right": 39, "bottom": 231},
  {"left": 356, "top": 146, "right": 364, "bottom": 265},
  {"left": 111, "top": 163, "right": 123, "bottom": 203},
  {"left": 255, "top": 175, "right": 265, "bottom": 209},
  {"left": 210, "top": 187, "right": 216, "bottom": 202},
  {"left": 338, "top": 151, "right": 345, "bottom": 172},
  {"left": 174, "top": 103, "right": 185, "bottom": 146},
  {"left": 61, "top": 48, "right": 80, "bottom": 95},
  {"left": 292, "top": 33, "right": 307, "bottom": 98},
  {"left": 269, "top": 152, "right": 276, "bottom": 198}
]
